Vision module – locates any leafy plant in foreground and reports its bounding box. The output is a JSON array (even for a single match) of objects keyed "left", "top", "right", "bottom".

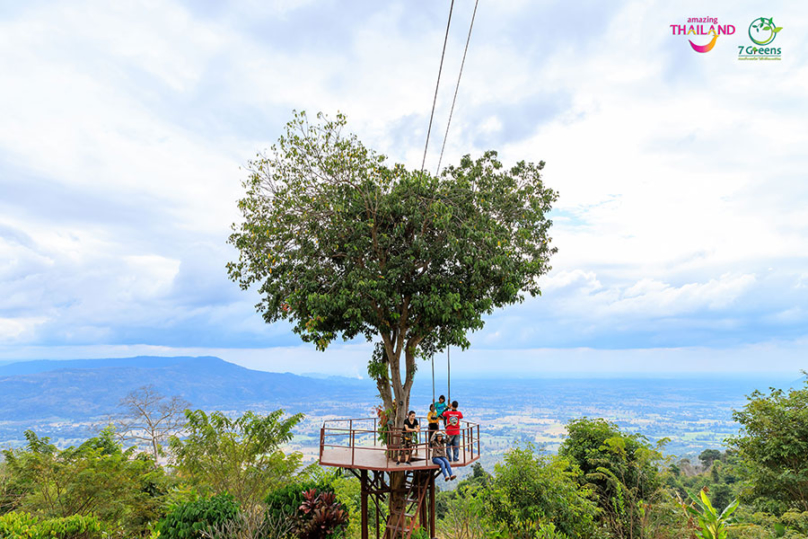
[
  {"left": 0, "top": 511, "right": 103, "bottom": 539},
  {"left": 293, "top": 488, "right": 348, "bottom": 539},
  {"left": 157, "top": 493, "right": 239, "bottom": 539},
  {"left": 684, "top": 487, "right": 739, "bottom": 539}
]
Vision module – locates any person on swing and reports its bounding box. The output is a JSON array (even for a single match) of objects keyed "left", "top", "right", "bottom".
[
  {"left": 434, "top": 395, "right": 448, "bottom": 425},
  {"left": 430, "top": 431, "right": 456, "bottom": 481}
]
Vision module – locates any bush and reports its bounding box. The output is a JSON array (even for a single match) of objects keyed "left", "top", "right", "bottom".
[
  {"left": 157, "top": 493, "right": 240, "bottom": 539},
  {"left": 484, "top": 444, "right": 600, "bottom": 538},
  {"left": 0, "top": 511, "right": 102, "bottom": 539},
  {"left": 264, "top": 479, "right": 334, "bottom": 524},
  {"left": 292, "top": 489, "right": 348, "bottom": 539}
]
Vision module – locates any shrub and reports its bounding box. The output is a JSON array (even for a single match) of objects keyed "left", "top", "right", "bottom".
[
  {"left": 200, "top": 504, "right": 294, "bottom": 539},
  {"left": 292, "top": 488, "right": 348, "bottom": 539},
  {"left": 0, "top": 511, "right": 102, "bottom": 539},
  {"left": 264, "top": 479, "right": 334, "bottom": 524},
  {"left": 157, "top": 493, "right": 239, "bottom": 539}
]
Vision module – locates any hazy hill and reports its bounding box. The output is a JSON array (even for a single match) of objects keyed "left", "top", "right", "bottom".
[{"left": 0, "top": 356, "right": 368, "bottom": 421}]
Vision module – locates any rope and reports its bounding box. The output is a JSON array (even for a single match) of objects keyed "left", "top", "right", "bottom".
[
  {"left": 435, "top": 0, "right": 480, "bottom": 176},
  {"left": 431, "top": 354, "right": 436, "bottom": 408},
  {"left": 420, "top": 0, "right": 455, "bottom": 174},
  {"left": 448, "top": 345, "right": 451, "bottom": 404}
]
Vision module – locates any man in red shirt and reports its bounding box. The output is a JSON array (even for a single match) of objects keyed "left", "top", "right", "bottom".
[{"left": 442, "top": 400, "right": 463, "bottom": 462}]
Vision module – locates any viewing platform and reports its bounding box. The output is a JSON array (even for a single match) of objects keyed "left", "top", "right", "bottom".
[{"left": 319, "top": 417, "right": 481, "bottom": 472}]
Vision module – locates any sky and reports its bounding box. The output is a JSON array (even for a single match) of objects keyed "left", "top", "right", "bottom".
[{"left": 1, "top": 0, "right": 806, "bottom": 377}]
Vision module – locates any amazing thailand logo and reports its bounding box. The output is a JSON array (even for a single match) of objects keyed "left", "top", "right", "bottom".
[
  {"left": 739, "top": 17, "right": 783, "bottom": 61},
  {"left": 670, "top": 17, "right": 735, "bottom": 53}
]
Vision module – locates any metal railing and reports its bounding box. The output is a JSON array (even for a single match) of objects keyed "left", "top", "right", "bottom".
[{"left": 319, "top": 416, "right": 481, "bottom": 468}]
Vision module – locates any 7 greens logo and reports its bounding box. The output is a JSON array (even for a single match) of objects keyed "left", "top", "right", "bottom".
[
  {"left": 739, "top": 17, "right": 783, "bottom": 61},
  {"left": 749, "top": 17, "right": 782, "bottom": 45}
]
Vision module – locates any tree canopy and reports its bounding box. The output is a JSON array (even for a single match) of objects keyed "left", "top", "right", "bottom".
[
  {"left": 169, "top": 409, "right": 306, "bottom": 507},
  {"left": 729, "top": 379, "right": 808, "bottom": 514},
  {"left": 227, "top": 111, "right": 558, "bottom": 422}
]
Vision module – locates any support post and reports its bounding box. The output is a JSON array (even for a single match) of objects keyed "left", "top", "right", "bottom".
[
  {"left": 361, "top": 470, "right": 369, "bottom": 539},
  {"left": 429, "top": 472, "right": 436, "bottom": 537},
  {"left": 419, "top": 472, "right": 428, "bottom": 532}
]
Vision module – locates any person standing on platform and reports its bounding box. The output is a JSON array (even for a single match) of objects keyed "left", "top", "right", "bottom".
[
  {"left": 430, "top": 431, "right": 456, "bottom": 481},
  {"left": 398, "top": 410, "right": 419, "bottom": 465},
  {"left": 427, "top": 404, "right": 439, "bottom": 443},
  {"left": 443, "top": 401, "right": 463, "bottom": 462}
]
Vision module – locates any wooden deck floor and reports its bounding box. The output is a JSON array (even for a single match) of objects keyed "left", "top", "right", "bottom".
[{"left": 320, "top": 445, "right": 479, "bottom": 472}]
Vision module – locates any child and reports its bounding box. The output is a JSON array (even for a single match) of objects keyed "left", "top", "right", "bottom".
[
  {"left": 434, "top": 395, "right": 448, "bottom": 424},
  {"left": 442, "top": 400, "right": 463, "bottom": 462},
  {"left": 430, "top": 432, "right": 456, "bottom": 481}
]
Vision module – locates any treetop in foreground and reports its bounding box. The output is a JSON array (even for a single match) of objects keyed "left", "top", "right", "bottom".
[{"left": 228, "top": 111, "right": 557, "bottom": 422}]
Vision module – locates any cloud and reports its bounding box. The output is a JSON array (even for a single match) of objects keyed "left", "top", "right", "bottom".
[{"left": 0, "top": 0, "right": 805, "bottom": 370}]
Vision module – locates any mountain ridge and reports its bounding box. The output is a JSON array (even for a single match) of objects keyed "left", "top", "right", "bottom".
[{"left": 0, "top": 356, "right": 370, "bottom": 422}]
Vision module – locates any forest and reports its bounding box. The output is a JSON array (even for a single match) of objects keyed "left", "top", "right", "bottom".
[{"left": 1, "top": 378, "right": 807, "bottom": 539}]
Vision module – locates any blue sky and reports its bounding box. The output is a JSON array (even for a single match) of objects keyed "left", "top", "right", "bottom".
[{"left": 1, "top": 0, "right": 806, "bottom": 376}]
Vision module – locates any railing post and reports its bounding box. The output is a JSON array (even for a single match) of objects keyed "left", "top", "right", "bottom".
[
  {"left": 319, "top": 426, "right": 324, "bottom": 461},
  {"left": 373, "top": 417, "right": 377, "bottom": 446},
  {"left": 462, "top": 429, "right": 466, "bottom": 465},
  {"left": 477, "top": 424, "right": 481, "bottom": 457},
  {"left": 350, "top": 419, "right": 354, "bottom": 466}
]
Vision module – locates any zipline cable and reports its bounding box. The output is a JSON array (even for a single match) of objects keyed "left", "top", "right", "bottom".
[
  {"left": 447, "top": 345, "right": 451, "bottom": 405},
  {"left": 420, "top": 0, "right": 455, "bottom": 174},
  {"left": 435, "top": 0, "right": 480, "bottom": 176}
]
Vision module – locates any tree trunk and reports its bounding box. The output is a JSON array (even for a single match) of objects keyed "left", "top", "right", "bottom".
[{"left": 381, "top": 337, "right": 421, "bottom": 528}]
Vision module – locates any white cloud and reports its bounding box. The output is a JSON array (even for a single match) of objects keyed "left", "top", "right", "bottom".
[{"left": 0, "top": 0, "right": 805, "bottom": 368}]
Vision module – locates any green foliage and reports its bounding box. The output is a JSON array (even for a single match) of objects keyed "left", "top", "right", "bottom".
[
  {"left": 227, "top": 111, "right": 557, "bottom": 423},
  {"left": 699, "top": 449, "right": 722, "bottom": 469},
  {"left": 169, "top": 409, "right": 305, "bottom": 507},
  {"left": 559, "top": 417, "right": 668, "bottom": 538},
  {"left": 436, "top": 485, "right": 497, "bottom": 539},
  {"left": 0, "top": 511, "right": 102, "bottom": 539},
  {"left": 157, "top": 493, "right": 239, "bottom": 539},
  {"left": 264, "top": 479, "right": 332, "bottom": 524},
  {"left": 329, "top": 474, "right": 369, "bottom": 539},
  {"left": 684, "top": 487, "right": 739, "bottom": 539},
  {"left": 728, "top": 380, "right": 808, "bottom": 513},
  {"left": 1, "top": 428, "right": 168, "bottom": 536},
  {"left": 484, "top": 444, "right": 600, "bottom": 538}
]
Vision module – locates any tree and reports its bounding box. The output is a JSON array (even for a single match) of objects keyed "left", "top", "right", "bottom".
[
  {"left": 728, "top": 380, "right": 808, "bottom": 513},
  {"left": 169, "top": 409, "right": 306, "bottom": 507},
  {"left": 0, "top": 428, "right": 168, "bottom": 536},
  {"left": 699, "top": 449, "right": 722, "bottom": 470},
  {"left": 227, "top": 111, "right": 557, "bottom": 430},
  {"left": 115, "top": 385, "right": 190, "bottom": 462},
  {"left": 559, "top": 417, "right": 668, "bottom": 538},
  {"left": 483, "top": 444, "right": 599, "bottom": 538}
]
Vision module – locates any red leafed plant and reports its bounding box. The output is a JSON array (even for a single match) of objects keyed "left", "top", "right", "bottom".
[{"left": 294, "top": 488, "right": 349, "bottom": 539}]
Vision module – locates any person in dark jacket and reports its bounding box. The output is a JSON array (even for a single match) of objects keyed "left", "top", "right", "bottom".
[{"left": 430, "top": 431, "right": 456, "bottom": 481}]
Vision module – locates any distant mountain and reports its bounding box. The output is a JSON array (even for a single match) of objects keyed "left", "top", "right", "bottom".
[
  {"left": 0, "top": 356, "right": 216, "bottom": 376},
  {"left": 0, "top": 356, "right": 369, "bottom": 421}
]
